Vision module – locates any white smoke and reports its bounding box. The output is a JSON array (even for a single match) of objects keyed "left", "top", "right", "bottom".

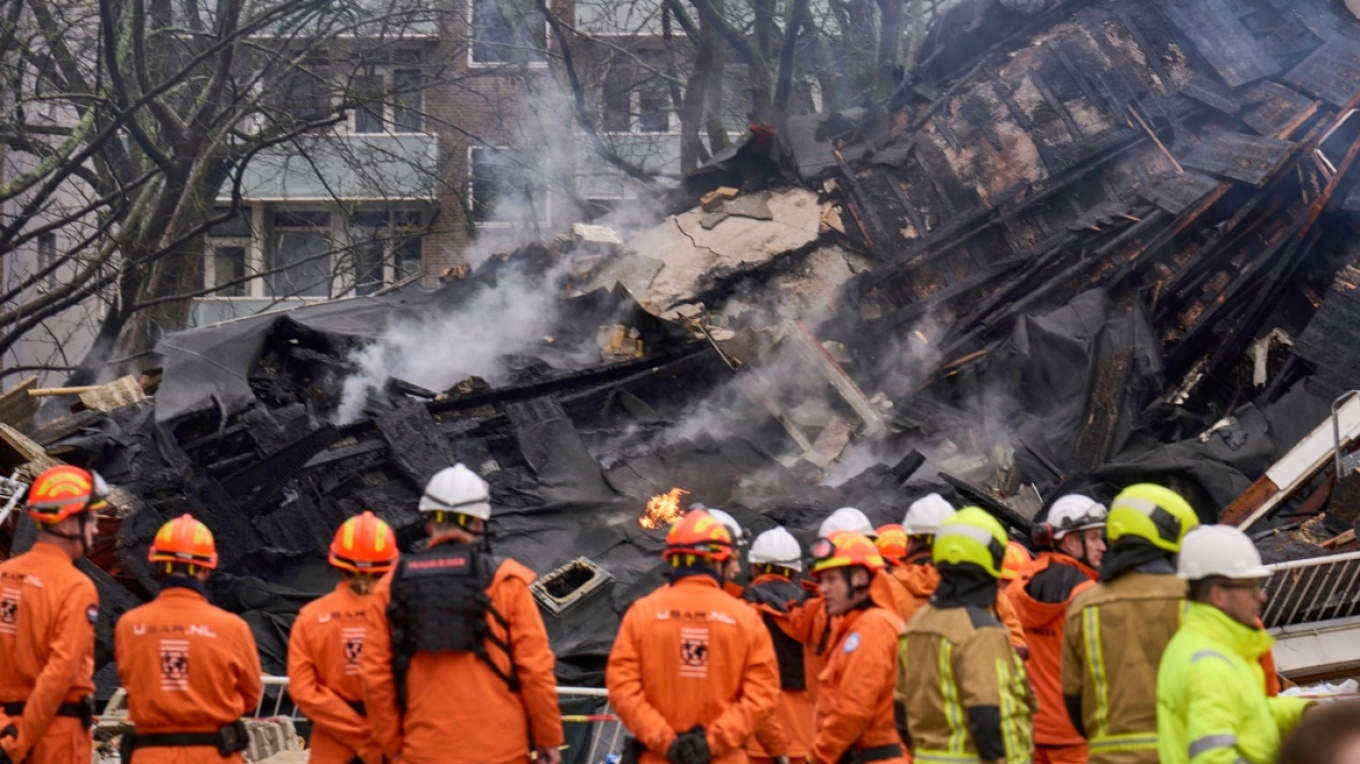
[{"left": 334, "top": 265, "right": 566, "bottom": 423}]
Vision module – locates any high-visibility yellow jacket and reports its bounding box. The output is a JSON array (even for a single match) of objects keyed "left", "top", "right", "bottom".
[
  {"left": 1060, "top": 570, "right": 1185, "bottom": 764},
  {"left": 896, "top": 602, "right": 1035, "bottom": 764},
  {"left": 1155, "top": 602, "right": 1310, "bottom": 764}
]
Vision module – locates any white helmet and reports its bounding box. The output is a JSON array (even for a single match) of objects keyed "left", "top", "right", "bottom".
[
  {"left": 706, "top": 508, "right": 747, "bottom": 546},
  {"left": 1048, "top": 495, "right": 1107, "bottom": 539},
  {"left": 1177, "top": 525, "right": 1271, "bottom": 580},
  {"left": 904, "top": 494, "right": 955, "bottom": 536},
  {"left": 819, "top": 507, "right": 876, "bottom": 538},
  {"left": 419, "top": 464, "right": 491, "bottom": 521},
  {"left": 749, "top": 527, "right": 803, "bottom": 571}
]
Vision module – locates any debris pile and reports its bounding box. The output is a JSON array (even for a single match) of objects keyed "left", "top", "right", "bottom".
[{"left": 5, "top": 0, "right": 1360, "bottom": 701}]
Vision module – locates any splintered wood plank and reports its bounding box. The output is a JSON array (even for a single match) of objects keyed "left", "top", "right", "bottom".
[
  {"left": 1182, "top": 132, "right": 1297, "bottom": 186},
  {"left": 1285, "top": 41, "right": 1360, "bottom": 107},
  {"left": 0, "top": 377, "right": 38, "bottom": 432},
  {"left": 1155, "top": 0, "right": 1280, "bottom": 88},
  {"left": 1139, "top": 171, "right": 1222, "bottom": 215},
  {"left": 1240, "top": 81, "right": 1319, "bottom": 139}
]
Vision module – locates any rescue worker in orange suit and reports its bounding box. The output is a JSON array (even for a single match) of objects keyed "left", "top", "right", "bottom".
[
  {"left": 999, "top": 542, "right": 1033, "bottom": 593},
  {"left": 896, "top": 508, "right": 1035, "bottom": 764},
  {"left": 743, "top": 526, "right": 813, "bottom": 764},
  {"left": 360, "top": 464, "right": 563, "bottom": 764},
  {"left": 1002, "top": 495, "right": 1107, "bottom": 764},
  {"left": 1061, "top": 484, "right": 1199, "bottom": 764},
  {"left": 783, "top": 507, "right": 876, "bottom": 706},
  {"left": 808, "top": 531, "right": 907, "bottom": 764},
  {"left": 707, "top": 508, "right": 750, "bottom": 599},
  {"left": 115, "top": 514, "right": 263, "bottom": 763},
  {"left": 0, "top": 465, "right": 104, "bottom": 764},
  {"left": 288, "top": 511, "right": 398, "bottom": 763},
  {"left": 895, "top": 495, "right": 1029, "bottom": 657},
  {"left": 606, "top": 509, "right": 780, "bottom": 764}
]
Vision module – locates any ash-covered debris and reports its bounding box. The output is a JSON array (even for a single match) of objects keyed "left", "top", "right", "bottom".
[{"left": 6, "top": 0, "right": 1360, "bottom": 699}]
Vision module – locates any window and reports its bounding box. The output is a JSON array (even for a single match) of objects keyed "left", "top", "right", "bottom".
[
  {"left": 392, "top": 69, "right": 423, "bottom": 133},
  {"left": 344, "top": 210, "right": 425, "bottom": 295},
  {"left": 602, "top": 69, "right": 631, "bottom": 133},
  {"left": 36, "top": 233, "right": 56, "bottom": 287},
  {"left": 205, "top": 207, "right": 254, "bottom": 297},
  {"left": 599, "top": 66, "right": 671, "bottom": 134},
  {"left": 353, "top": 75, "right": 385, "bottom": 134},
  {"left": 268, "top": 58, "right": 331, "bottom": 124},
  {"left": 268, "top": 211, "right": 334, "bottom": 297},
  {"left": 469, "top": 148, "right": 548, "bottom": 225},
  {"left": 470, "top": 0, "right": 546, "bottom": 65},
  {"left": 638, "top": 81, "right": 669, "bottom": 133}
]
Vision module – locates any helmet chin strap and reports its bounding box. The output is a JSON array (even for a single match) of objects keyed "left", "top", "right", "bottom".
[{"left": 43, "top": 512, "right": 93, "bottom": 555}]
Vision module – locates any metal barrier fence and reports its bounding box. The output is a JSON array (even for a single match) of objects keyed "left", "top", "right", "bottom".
[{"left": 102, "top": 674, "right": 631, "bottom": 755}]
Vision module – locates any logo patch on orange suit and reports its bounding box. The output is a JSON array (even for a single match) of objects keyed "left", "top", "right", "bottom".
[
  {"left": 160, "top": 639, "right": 191, "bottom": 691},
  {"left": 342, "top": 627, "right": 366, "bottom": 675},
  {"left": 679, "top": 627, "right": 710, "bottom": 678},
  {"left": 0, "top": 588, "right": 18, "bottom": 635},
  {"left": 86, "top": 604, "right": 98, "bottom": 625}
]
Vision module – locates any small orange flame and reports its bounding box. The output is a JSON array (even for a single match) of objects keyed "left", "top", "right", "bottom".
[{"left": 640, "top": 487, "right": 689, "bottom": 529}]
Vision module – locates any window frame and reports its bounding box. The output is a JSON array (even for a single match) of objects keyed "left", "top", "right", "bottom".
[
  {"left": 466, "top": 145, "right": 551, "bottom": 228},
  {"left": 467, "top": 0, "right": 550, "bottom": 68}
]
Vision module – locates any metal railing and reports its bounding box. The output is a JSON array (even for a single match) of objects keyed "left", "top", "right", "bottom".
[
  {"left": 1262, "top": 550, "right": 1360, "bottom": 629},
  {"left": 102, "top": 679, "right": 627, "bottom": 763}
]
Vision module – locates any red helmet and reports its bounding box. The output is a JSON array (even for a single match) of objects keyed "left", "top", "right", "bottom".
[
  {"left": 148, "top": 514, "right": 219, "bottom": 570},
  {"left": 810, "top": 531, "right": 887, "bottom": 579},
  {"left": 875, "top": 524, "right": 909, "bottom": 562},
  {"left": 26, "top": 465, "right": 108, "bottom": 524},
  {"left": 662, "top": 510, "right": 733, "bottom": 563},
  {"left": 329, "top": 511, "right": 399, "bottom": 574}
]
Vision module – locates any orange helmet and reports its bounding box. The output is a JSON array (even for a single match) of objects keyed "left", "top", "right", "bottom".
[
  {"left": 329, "top": 511, "right": 399, "bottom": 574},
  {"left": 26, "top": 465, "right": 108, "bottom": 524},
  {"left": 148, "top": 514, "right": 219, "bottom": 570},
  {"left": 662, "top": 510, "right": 733, "bottom": 563},
  {"left": 875, "top": 524, "right": 909, "bottom": 562},
  {"left": 810, "top": 531, "right": 886, "bottom": 579},
  {"left": 1001, "top": 541, "right": 1032, "bottom": 582}
]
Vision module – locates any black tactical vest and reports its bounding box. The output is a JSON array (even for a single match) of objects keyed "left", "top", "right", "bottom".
[
  {"left": 744, "top": 577, "right": 807, "bottom": 692},
  {"left": 387, "top": 542, "right": 518, "bottom": 709}
]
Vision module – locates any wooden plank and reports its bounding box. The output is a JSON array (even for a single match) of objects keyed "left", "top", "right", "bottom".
[
  {"left": 1285, "top": 41, "right": 1360, "bottom": 108},
  {"left": 1154, "top": 0, "right": 1280, "bottom": 88},
  {"left": 1238, "top": 396, "right": 1360, "bottom": 530},
  {"left": 0, "top": 423, "right": 60, "bottom": 477},
  {"left": 783, "top": 321, "right": 887, "bottom": 437},
  {"left": 1182, "top": 133, "right": 1298, "bottom": 187},
  {"left": 76, "top": 376, "right": 145, "bottom": 413},
  {"left": 0, "top": 377, "right": 39, "bottom": 432}
]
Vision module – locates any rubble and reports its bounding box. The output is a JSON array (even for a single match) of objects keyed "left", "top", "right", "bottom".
[{"left": 5, "top": 0, "right": 1360, "bottom": 707}]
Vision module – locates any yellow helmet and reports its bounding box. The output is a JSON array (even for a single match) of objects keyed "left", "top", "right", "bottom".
[
  {"left": 1106, "top": 483, "right": 1200, "bottom": 553},
  {"left": 932, "top": 507, "right": 1007, "bottom": 578}
]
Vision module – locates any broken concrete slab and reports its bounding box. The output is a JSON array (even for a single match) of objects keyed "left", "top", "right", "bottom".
[{"left": 604, "top": 188, "right": 822, "bottom": 310}]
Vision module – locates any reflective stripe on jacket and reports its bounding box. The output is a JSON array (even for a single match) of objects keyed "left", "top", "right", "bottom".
[
  {"left": 1155, "top": 602, "right": 1310, "bottom": 764},
  {"left": 897, "top": 601, "right": 1035, "bottom": 763},
  {"left": 1060, "top": 571, "right": 1184, "bottom": 764}
]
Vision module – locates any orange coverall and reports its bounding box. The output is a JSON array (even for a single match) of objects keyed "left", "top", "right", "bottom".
[
  {"left": 782, "top": 593, "right": 832, "bottom": 705},
  {"left": 810, "top": 571, "right": 907, "bottom": 764},
  {"left": 0, "top": 541, "right": 97, "bottom": 764},
  {"left": 114, "top": 582, "right": 263, "bottom": 764},
  {"left": 744, "top": 574, "right": 814, "bottom": 763},
  {"left": 1002, "top": 552, "right": 1097, "bottom": 764},
  {"left": 360, "top": 553, "right": 564, "bottom": 764},
  {"left": 287, "top": 582, "right": 382, "bottom": 763},
  {"left": 893, "top": 556, "right": 1028, "bottom": 653},
  {"left": 607, "top": 574, "right": 781, "bottom": 763}
]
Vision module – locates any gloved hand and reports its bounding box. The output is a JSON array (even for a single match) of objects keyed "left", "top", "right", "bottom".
[{"left": 666, "top": 726, "right": 711, "bottom": 764}]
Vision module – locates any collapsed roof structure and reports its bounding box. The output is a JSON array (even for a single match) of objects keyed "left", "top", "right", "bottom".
[{"left": 5, "top": 0, "right": 1360, "bottom": 712}]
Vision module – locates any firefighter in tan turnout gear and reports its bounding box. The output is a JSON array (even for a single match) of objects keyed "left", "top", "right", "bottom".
[
  {"left": 1061, "top": 483, "right": 1200, "bottom": 764},
  {"left": 896, "top": 507, "right": 1035, "bottom": 764}
]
